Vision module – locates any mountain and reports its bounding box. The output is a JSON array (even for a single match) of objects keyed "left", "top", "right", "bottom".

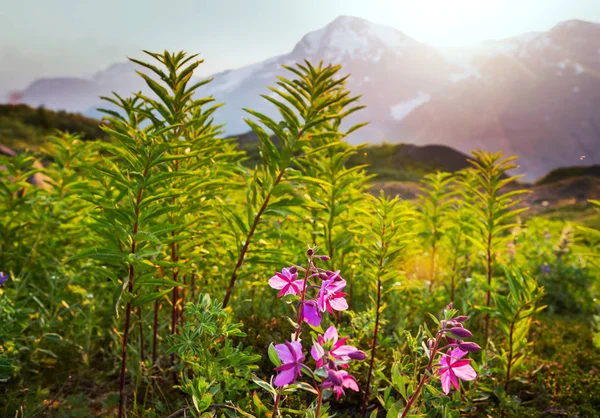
[
  {"left": 398, "top": 19, "right": 600, "bottom": 180},
  {"left": 7, "top": 16, "right": 600, "bottom": 181}
]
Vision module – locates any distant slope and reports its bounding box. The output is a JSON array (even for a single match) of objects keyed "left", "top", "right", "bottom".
[
  {"left": 536, "top": 164, "right": 600, "bottom": 185},
  {"left": 228, "top": 130, "right": 473, "bottom": 182},
  {"left": 0, "top": 104, "right": 107, "bottom": 150}
]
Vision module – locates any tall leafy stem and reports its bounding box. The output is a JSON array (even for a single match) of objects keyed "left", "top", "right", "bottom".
[
  {"left": 463, "top": 150, "right": 529, "bottom": 344},
  {"left": 417, "top": 172, "right": 455, "bottom": 292},
  {"left": 361, "top": 192, "right": 413, "bottom": 416},
  {"left": 221, "top": 60, "right": 364, "bottom": 308}
]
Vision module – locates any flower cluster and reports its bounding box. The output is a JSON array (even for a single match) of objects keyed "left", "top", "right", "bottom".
[
  {"left": 434, "top": 305, "right": 480, "bottom": 395},
  {"left": 272, "top": 326, "right": 366, "bottom": 398},
  {"left": 0, "top": 271, "right": 8, "bottom": 286},
  {"left": 268, "top": 259, "right": 348, "bottom": 328},
  {"left": 267, "top": 248, "right": 364, "bottom": 401}
]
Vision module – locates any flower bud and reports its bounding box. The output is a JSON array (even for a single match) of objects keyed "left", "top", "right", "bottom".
[
  {"left": 307, "top": 248, "right": 314, "bottom": 256},
  {"left": 289, "top": 266, "right": 298, "bottom": 274},
  {"left": 458, "top": 342, "right": 481, "bottom": 353},
  {"left": 348, "top": 350, "right": 367, "bottom": 360},
  {"left": 318, "top": 255, "right": 330, "bottom": 261},
  {"left": 427, "top": 338, "right": 435, "bottom": 349},
  {"left": 454, "top": 315, "right": 469, "bottom": 323},
  {"left": 447, "top": 302, "right": 453, "bottom": 310},
  {"left": 319, "top": 273, "right": 329, "bottom": 280},
  {"left": 448, "top": 327, "right": 473, "bottom": 338}
]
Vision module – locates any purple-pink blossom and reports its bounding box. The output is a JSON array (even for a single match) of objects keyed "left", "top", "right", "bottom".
[
  {"left": 317, "top": 278, "right": 348, "bottom": 313},
  {"left": 268, "top": 268, "right": 305, "bottom": 298},
  {"left": 273, "top": 341, "right": 305, "bottom": 386},
  {"left": 437, "top": 347, "right": 477, "bottom": 394},
  {"left": 301, "top": 300, "right": 321, "bottom": 326},
  {"left": 321, "top": 369, "right": 359, "bottom": 400},
  {"left": 311, "top": 326, "right": 366, "bottom": 368},
  {"left": 0, "top": 271, "right": 7, "bottom": 286}
]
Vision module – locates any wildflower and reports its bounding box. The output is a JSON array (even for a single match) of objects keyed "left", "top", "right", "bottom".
[
  {"left": 0, "top": 272, "right": 7, "bottom": 286},
  {"left": 301, "top": 300, "right": 321, "bottom": 326},
  {"left": 321, "top": 369, "right": 359, "bottom": 400},
  {"left": 317, "top": 278, "right": 348, "bottom": 313},
  {"left": 268, "top": 268, "right": 305, "bottom": 297},
  {"left": 437, "top": 348, "right": 477, "bottom": 394},
  {"left": 540, "top": 263, "right": 551, "bottom": 275},
  {"left": 273, "top": 341, "right": 305, "bottom": 386},
  {"left": 311, "top": 326, "right": 366, "bottom": 367}
]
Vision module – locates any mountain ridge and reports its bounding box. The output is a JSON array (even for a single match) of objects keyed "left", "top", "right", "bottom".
[{"left": 5, "top": 15, "right": 600, "bottom": 181}]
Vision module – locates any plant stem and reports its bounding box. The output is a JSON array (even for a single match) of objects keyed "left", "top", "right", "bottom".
[
  {"left": 152, "top": 293, "right": 159, "bottom": 364},
  {"left": 138, "top": 306, "right": 145, "bottom": 362},
  {"left": 222, "top": 169, "right": 285, "bottom": 308},
  {"left": 400, "top": 334, "right": 441, "bottom": 418},
  {"left": 362, "top": 221, "right": 386, "bottom": 417},
  {"left": 272, "top": 392, "right": 281, "bottom": 418},
  {"left": 505, "top": 306, "right": 524, "bottom": 393},
  {"left": 119, "top": 166, "right": 148, "bottom": 418},
  {"left": 315, "top": 389, "right": 323, "bottom": 418},
  {"left": 293, "top": 256, "right": 313, "bottom": 341},
  {"left": 428, "top": 242, "right": 437, "bottom": 292},
  {"left": 484, "top": 230, "right": 492, "bottom": 345}
]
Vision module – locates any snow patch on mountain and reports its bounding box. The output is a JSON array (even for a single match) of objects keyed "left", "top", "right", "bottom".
[{"left": 390, "top": 91, "right": 431, "bottom": 120}]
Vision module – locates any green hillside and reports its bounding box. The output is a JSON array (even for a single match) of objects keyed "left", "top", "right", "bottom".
[
  {"left": 536, "top": 164, "right": 600, "bottom": 185},
  {"left": 0, "top": 104, "right": 108, "bottom": 150}
]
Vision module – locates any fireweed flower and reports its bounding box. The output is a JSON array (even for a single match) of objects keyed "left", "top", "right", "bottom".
[
  {"left": 317, "top": 278, "right": 348, "bottom": 313},
  {"left": 321, "top": 369, "right": 359, "bottom": 400},
  {"left": 301, "top": 300, "right": 322, "bottom": 326},
  {"left": 268, "top": 267, "right": 305, "bottom": 297},
  {"left": 273, "top": 341, "right": 306, "bottom": 386},
  {"left": 311, "top": 326, "right": 366, "bottom": 367},
  {"left": 437, "top": 347, "right": 477, "bottom": 394},
  {"left": 0, "top": 272, "right": 7, "bottom": 286},
  {"left": 540, "top": 263, "right": 551, "bottom": 275}
]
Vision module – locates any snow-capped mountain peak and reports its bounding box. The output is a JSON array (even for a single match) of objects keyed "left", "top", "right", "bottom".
[{"left": 293, "top": 15, "right": 418, "bottom": 62}]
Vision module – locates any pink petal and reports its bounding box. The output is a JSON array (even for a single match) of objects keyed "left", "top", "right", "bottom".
[
  {"left": 453, "top": 364, "right": 477, "bottom": 381},
  {"left": 277, "top": 284, "right": 292, "bottom": 297},
  {"left": 302, "top": 301, "right": 321, "bottom": 326},
  {"left": 441, "top": 371, "right": 451, "bottom": 394},
  {"left": 274, "top": 343, "right": 294, "bottom": 364},
  {"left": 268, "top": 275, "right": 288, "bottom": 289},
  {"left": 329, "top": 296, "right": 348, "bottom": 311},
  {"left": 290, "top": 341, "right": 305, "bottom": 363},
  {"left": 342, "top": 376, "right": 359, "bottom": 392},
  {"left": 280, "top": 268, "right": 298, "bottom": 280},
  {"left": 274, "top": 366, "right": 297, "bottom": 386},
  {"left": 450, "top": 347, "right": 468, "bottom": 360},
  {"left": 450, "top": 372, "right": 460, "bottom": 391},
  {"left": 324, "top": 326, "right": 338, "bottom": 343},
  {"left": 332, "top": 345, "right": 357, "bottom": 359},
  {"left": 450, "top": 360, "right": 472, "bottom": 368},
  {"left": 311, "top": 343, "right": 325, "bottom": 361},
  {"left": 293, "top": 280, "right": 306, "bottom": 294},
  {"left": 438, "top": 356, "right": 449, "bottom": 367}
]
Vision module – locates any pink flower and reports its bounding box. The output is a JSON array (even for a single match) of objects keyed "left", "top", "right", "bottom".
[
  {"left": 311, "top": 326, "right": 366, "bottom": 368},
  {"left": 437, "top": 348, "right": 477, "bottom": 394},
  {"left": 317, "top": 278, "right": 348, "bottom": 313},
  {"left": 321, "top": 369, "right": 359, "bottom": 400},
  {"left": 268, "top": 268, "right": 305, "bottom": 298},
  {"left": 302, "top": 300, "right": 322, "bottom": 326},
  {"left": 273, "top": 341, "right": 306, "bottom": 386}
]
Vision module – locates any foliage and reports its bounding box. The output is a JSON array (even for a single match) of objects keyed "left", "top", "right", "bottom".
[{"left": 0, "top": 51, "right": 598, "bottom": 418}]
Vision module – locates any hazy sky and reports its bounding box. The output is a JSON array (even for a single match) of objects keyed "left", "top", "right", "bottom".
[{"left": 1, "top": 0, "right": 599, "bottom": 93}]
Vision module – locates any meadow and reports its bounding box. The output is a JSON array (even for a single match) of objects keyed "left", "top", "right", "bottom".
[{"left": 1, "top": 50, "right": 599, "bottom": 417}]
